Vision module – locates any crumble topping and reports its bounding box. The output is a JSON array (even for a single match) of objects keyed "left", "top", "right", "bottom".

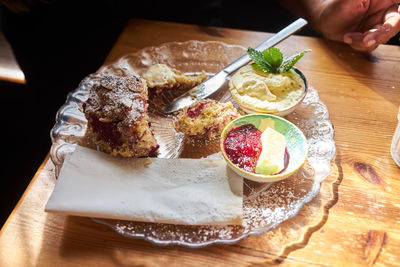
[
  {"left": 83, "top": 74, "right": 159, "bottom": 158},
  {"left": 84, "top": 75, "right": 147, "bottom": 127},
  {"left": 173, "top": 99, "right": 241, "bottom": 139}
]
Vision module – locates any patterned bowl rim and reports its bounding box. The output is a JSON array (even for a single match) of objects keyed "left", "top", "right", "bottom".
[{"left": 219, "top": 113, "right": 309, "bottom": 182}]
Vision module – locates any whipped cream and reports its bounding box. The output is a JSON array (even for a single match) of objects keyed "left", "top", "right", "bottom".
[{"left": 229, "top": 65, "right": 304, "bottom": 113}]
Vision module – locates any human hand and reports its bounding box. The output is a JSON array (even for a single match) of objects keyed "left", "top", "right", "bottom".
[{"left": 314, "top": 0, "right": 400, "bottom": 52}]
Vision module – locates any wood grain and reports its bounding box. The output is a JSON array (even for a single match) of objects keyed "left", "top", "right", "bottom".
[
  {"left": 1, "top": 19, "right": 399, "bottom": 266},
  {"left": 0, "top": 31, "right": 25, "bottom": 84}
]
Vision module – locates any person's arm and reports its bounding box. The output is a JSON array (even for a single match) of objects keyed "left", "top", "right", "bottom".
[
  {"left": 279, "top": 0, "right": 400, "bottom": 52},
  {"left": 278, "top": 0, "right": 323, "bottom": 30}
]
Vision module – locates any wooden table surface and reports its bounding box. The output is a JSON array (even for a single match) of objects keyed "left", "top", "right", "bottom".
[{"left": 1, "top": 19, "right": 400, "bottom": 266}]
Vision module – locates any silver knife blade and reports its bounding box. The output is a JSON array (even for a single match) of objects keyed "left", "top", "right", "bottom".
[{"left": 162, "top": 18, "right": 308, "bottom": 114}]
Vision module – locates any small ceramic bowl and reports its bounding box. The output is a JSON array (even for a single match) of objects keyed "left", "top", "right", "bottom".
[
  {"left": 233, "top": 68, "right": 308, "bottom": 117},
  {"left": 220, "top": 114, "right": 308, "bottom": 183}
]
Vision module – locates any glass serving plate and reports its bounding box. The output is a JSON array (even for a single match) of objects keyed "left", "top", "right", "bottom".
[{"left": 50, "top": 40, "right": 336, "bottom": 248}]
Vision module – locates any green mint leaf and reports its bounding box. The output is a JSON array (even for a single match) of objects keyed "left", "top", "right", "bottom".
[
  {"left": 263, "top": 48, "right": 283, "bottom": 74},
  {"left": 247, "top": 47, "right": 272, "bottom": 73},
  {"left": 247, "top": 47, "right": 311, "bottom": 74},
  {"left": 279, "top": 50, "right": 311, "bottom": 73}
]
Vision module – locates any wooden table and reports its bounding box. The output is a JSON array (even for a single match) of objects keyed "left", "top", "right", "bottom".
[
  {"left": 1, "top": 19, "right": 399, "bottom": 266},
  {"left": 0, "top": 31, "right": 25, "bottom": 84}
]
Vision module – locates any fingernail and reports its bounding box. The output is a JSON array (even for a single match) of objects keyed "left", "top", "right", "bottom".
[
  {"left": 343, "top": 36, "right": 352, "bottom": 44},
  {"left": 366, "top": 39, "right": 376, "bottom": 47},
  {"left": 381, "top": 25, "right": 390, "bottom": 32}
]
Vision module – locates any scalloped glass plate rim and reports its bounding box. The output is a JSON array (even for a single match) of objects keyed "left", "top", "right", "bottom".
[{"left": 49, "top": 40, "right": 336, "bottom": 248}]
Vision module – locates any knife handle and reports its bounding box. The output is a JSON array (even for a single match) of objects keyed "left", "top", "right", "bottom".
[{"left": 223, "top": 18, "right": 308, "bottom": 75}]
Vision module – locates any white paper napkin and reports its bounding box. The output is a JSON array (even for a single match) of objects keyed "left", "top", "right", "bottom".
[{"left": 45, "top": 146, "right": 243, "bottom": 225}]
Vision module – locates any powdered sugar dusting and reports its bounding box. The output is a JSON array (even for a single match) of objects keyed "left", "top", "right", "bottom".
[
  {"left": 92, "top": 85, "right": 332, "bottom": 247},
  {"left": 84, "top": 74, "right": 147, "bottom": 127},
  {"left": 97, "top": 166, "right": 321, "bottom": 246},
  {"left": 52, "top": 41, "right": 335, "bottom": 247}
]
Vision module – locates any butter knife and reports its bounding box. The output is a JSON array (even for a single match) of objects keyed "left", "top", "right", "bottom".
[{"left": 162, "top": 18, "right": 308, "bottom": 114}]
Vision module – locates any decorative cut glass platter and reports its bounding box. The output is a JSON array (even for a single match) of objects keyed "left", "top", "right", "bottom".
[{"left": 50, "top": 40, "right": 336, "bottom": 248}]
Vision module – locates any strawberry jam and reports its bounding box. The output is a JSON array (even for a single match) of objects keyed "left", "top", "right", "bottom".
[{"left": 224, "top": 124, "right": 262, "bottom": 173}]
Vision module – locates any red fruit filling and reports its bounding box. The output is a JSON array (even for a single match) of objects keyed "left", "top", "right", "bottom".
[
  {"left": 186, "top": 101, "right": 211, "bottom": 118},
  {"left": 89, "top": 115, "right": 122, "bottom": 149},
  {"left": 224, "top": 124, "right": 262, "bottom": 173}
]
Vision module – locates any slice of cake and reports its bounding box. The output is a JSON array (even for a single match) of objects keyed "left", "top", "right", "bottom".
[
  {"left": 83, "top": 74, "right": 159, "bottom": 157},
  {"left": 173, "top": 99, "right": 241, "bottom": 139},
  {"left": 142, "top": 64, "right": 207, "bottom": 96}
]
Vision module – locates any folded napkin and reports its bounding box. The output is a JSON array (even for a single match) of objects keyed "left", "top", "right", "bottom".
[{"left": 45, "top": 146, "right": 243, "bottom": 225}]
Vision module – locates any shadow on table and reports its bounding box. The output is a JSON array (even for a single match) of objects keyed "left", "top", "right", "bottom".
[
  {"left": 274, "top": 150, "right": 344, "bottom": 263},
  {"left": 37, "top": 215, "right": 281, "bottom": 265}
]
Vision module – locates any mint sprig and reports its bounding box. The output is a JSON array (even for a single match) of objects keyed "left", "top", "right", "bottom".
[
  {"left": 247, "top": 48, "right": 272, "bottom": 73},
  {"left": 247, "top": 47, "right": 311, "bottom": 74}
]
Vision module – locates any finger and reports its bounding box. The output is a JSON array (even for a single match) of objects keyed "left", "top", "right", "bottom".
[
  {"left": 362, "top": 25, "right": 390, "bottom": 47},
  {"left": 363, "top": 4, "right": 400, "bottom": 45},
  {"left": 316, "top": 0, "right": 360, "bottom": 40},
  {"left": 343, "top": 32, "right": 375, "bottom": 51}
]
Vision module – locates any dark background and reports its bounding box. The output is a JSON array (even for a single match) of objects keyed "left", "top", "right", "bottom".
[{"left": 0, "top": 0, "right": 399, "bottom": 227}]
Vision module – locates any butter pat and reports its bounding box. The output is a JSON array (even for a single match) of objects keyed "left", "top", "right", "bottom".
[{"left": 255, "top": 127, "right": 286, "bottom": 175}]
